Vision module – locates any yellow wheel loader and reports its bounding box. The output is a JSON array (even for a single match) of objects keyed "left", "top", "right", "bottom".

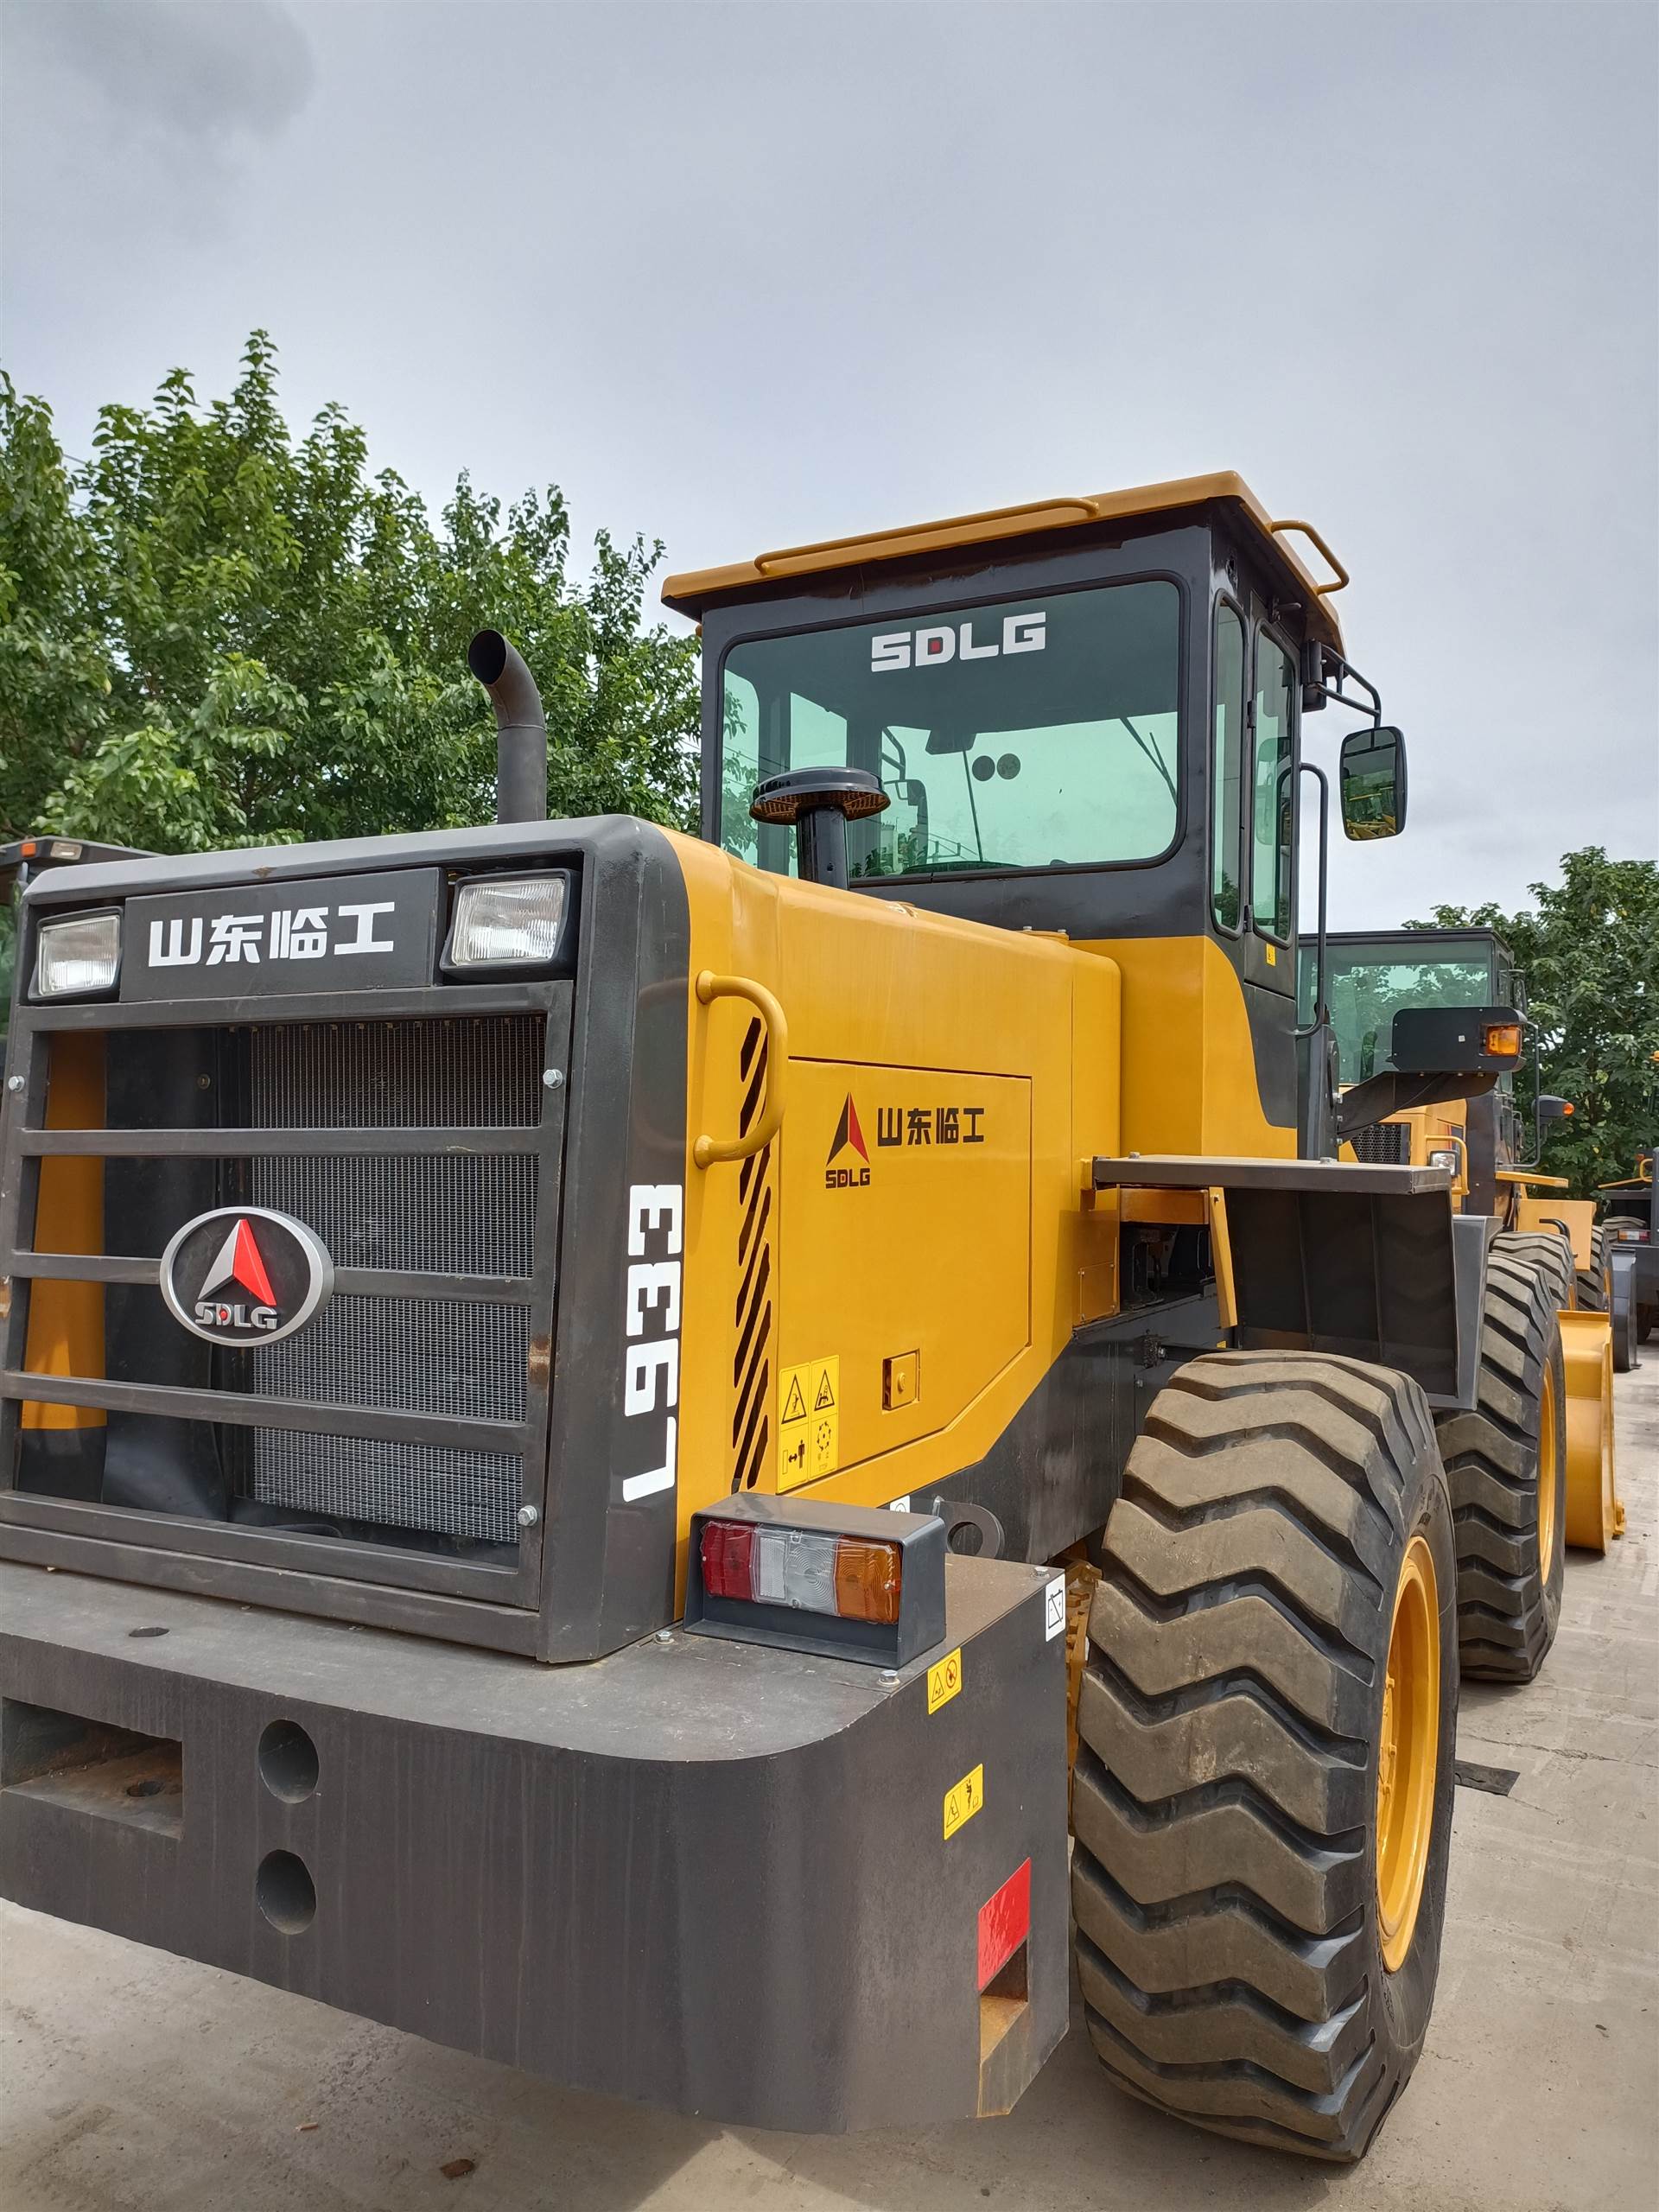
[{"left": 2, "top": 476, "right": 1501, "bottom": 2160}]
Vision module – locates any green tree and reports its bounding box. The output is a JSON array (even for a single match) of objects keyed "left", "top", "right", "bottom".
[
  {"left": 0, "top": 334, "right": 699, "bottom": 853},
  {"left": 1411, "top": 847, "right": 1659, "bottom": 1192}
]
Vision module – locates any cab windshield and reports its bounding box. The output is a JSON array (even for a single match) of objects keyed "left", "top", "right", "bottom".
[
  {"left": 719, "top": 579, "right": 1180, "bottom": 878},
  {"left": 1307, "top": 937, "right": 1499, "bottom": 1084}
]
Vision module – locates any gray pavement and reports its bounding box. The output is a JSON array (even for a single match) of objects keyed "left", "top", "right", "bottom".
[{"left": 3, "top": 1363, "right": 1656, "bottom": 2212}]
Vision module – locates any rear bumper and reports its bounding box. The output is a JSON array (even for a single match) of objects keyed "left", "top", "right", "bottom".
[{"left": 0, "top": 1554, "right": 1067, "bottom": 2132}]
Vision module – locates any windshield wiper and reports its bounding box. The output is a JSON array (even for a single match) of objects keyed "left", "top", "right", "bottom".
[{"left": 1120, "top": 717, "right": 1177, "bottom": 802}]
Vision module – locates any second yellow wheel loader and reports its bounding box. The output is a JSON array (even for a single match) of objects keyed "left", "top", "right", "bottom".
[{"left": 1307, "top": 926, "right": 1624, "bottom": 1683}]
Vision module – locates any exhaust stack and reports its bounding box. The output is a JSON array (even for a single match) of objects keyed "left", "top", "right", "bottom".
[{"left": 468, "top": 630, "right": 548, "bottom": 824}]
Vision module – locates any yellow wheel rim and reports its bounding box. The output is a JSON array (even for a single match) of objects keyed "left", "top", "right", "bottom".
[
  {"left": 1376, "top": 1532, "right": 1440, "bottom": 1974},
  {"left": 1536, "top": 1357, "right": 1558, "bottom": 1575}
]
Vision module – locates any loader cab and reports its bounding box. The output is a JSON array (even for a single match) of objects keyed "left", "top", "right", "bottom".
[
  {"left": 1306, "top": 925, "right": 1528, "bottom": 1194},
  {"left": 666, "top": 473, "right": 1403, "bottom": 1154},
  {"left": 1306, "top": 927, "right": 1520, "bottom": 1088}
]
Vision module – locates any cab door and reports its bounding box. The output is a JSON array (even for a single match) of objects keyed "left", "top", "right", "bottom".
[{"left": 1240, "top": 611, "right": 1299, "bottom": 995}]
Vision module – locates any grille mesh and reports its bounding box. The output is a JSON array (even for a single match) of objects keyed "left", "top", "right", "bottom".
[
  {"left": 250, "top": 1436, "right": 526, "bottom": 1546},
  {"left": 237, "top": 1299, "right": 530, "bottom": 1419},
  {"left": 252, "top": 1154, "right": 536, "bottom": 1275},
  {"left": 250, "top": 1017, "right": 543, "bottom": 1128},
  {"left": 1351, "top": 1121, "right": 1410, "bottom": 1166},
  {"left": 241, "top": 1016, "right": 543, "bottom": 1546}
]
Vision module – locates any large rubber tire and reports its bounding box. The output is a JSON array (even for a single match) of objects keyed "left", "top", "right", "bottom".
[
  {"left": 1576, "top": 1224, "right": 1611, "bottom": 1313},
  {"left": 1433, "top": 1233, "right": 1567, "bottom": 1682},
  {"left": 1503, "top": 1228, "right": 1573, "bottom": 1312},
  {"left": 1072, "top": 1351, "right": 1458, "bottom": 2162}
]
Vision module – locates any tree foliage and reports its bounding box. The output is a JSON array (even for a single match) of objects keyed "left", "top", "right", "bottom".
[
  {"left": 1412, "top": 846, "right": 1659, "bottom": 1192},
  {"left": 0, "top": 334, "right": 699, "bottom": 853}
]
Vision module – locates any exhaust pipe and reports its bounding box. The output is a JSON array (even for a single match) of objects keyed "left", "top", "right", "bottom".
[{"left": 467, "top": 630, "right": 548, "bottom": 824}]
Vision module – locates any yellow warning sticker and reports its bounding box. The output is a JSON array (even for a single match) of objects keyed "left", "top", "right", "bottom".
[
  {"left": 1264, "top": 942, "right": 1278, "bottom": 966},
  {"left": 927, "top": 1648, "right": 963, "bottom": 1714},
  {"left": 778, "top": 1354, "right": 840, "bottom": 1490},
  {"left": 943, "top": 1763, "right": 984, "bottom": 1840}
]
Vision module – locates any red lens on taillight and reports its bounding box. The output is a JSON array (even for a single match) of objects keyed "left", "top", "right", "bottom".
[{"left": 700, "top": 1520, "right": 755, "bottom": 1601}]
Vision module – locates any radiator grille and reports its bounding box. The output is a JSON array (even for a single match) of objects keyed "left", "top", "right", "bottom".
[
  {"left": 251, "top": 1154, "right": 536, "bottom": 1275},
  {"left": 1351, "top": 1120, "right": 1410, "bottom": 1166},
  {"left": 238, "top": 1016, "right": 542, "bottom": 1544},
  {"left": 236, "top": 1299, "right": 530, "bottom": 1420},
  {"left": 248, "top": 1435, "right": 525, "bottom": 1546},
  {"left": 250, "top": 1017, "right": 542, "bottom": 1128}
]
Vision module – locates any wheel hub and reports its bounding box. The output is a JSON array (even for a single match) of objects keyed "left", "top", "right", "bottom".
[
  {"left": 1376, "top": 1532, "right": 1440, "bottom": 1973},
  {"left": 1537, "top": 1357, "right": 1559, "bottom": 1573}
]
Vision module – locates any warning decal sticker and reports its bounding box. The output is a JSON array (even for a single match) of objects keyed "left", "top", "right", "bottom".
[
  {"left": 1044, "top": 1575, "right": 1066, "bottom": 1641},
  {"left": 943, "top": 1763, "right": 984, "bottom": 1840},
  {"left": 779, "top": 1353, "right": 840, "bottom": 1490},
  {"left": 927, "top": 1648, "right": 963, "bottom": 1714}
]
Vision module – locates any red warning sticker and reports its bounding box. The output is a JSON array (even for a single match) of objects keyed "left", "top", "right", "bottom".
[{"left": 976, "top": 1857, "right": 1032, "bottom": 1990}]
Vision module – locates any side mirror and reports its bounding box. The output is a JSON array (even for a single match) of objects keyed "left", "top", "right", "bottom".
[
  {"left": 1536, "top": 1095, "right": 1573, "bottom": 1122},
  {"left": 1338, "top": 725, "right": 1408, "bottom": 840}
]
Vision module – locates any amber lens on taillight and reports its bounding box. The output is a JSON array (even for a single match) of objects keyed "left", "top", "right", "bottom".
[
  {"left": 833, "top": 1539, "right": 903, "bottom": 1624},
  {"left": 1484, "top": 1022, "right": 1522, "bottom": 1057}
]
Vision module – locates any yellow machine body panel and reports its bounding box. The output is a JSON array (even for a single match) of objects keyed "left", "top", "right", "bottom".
[
  {"left": 775, "top": 1058, "right": 1032, "bottom": 1484},
  {"left": 669, "top": 831, "right": 1125, "bottom": 1564},
  {"left": 1081, "top": 936, "right": 1296, "bottom": 1160},
  {"left": 1515, "top": 1192, "right": 1596, "bottom": 1271}
]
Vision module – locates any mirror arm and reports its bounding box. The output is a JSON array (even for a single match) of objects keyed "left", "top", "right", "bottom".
[
  {"left": 1294, "top": 760, "right": 1331, "bottom": 1041},
  {"left": 1516, "top": 1018, "right": 1545, "bottom": 1169},
  {"left": 1302, "top": 644, "right": 1383, "bottom": 726}
]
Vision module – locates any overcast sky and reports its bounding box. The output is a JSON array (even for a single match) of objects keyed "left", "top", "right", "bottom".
[{"left": 3, "top": 0, "right": 1655, "bottom": 925}]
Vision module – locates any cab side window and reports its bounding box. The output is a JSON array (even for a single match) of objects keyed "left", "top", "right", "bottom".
[
  {"left": 1211, "top": 605, "right": 1246, "bottom": 930},
  {"left": 1251, "top": 635, "right": 1296, "bottom": 941}
]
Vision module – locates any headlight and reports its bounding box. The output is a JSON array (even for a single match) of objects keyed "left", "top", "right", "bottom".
[
  {"left": 34, "top": 910, "right": 121, "bottom": 998},
  {"left": 446, "top": 874, "right": 569, "bottom": 969},
  {"left": 1427, "top": 1147, "right": 1459, "bottom": 1175}
]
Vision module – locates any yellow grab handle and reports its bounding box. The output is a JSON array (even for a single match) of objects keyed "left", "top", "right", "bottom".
[
  {"left": 1269, "top": 517, "right": 1351, "bottom": 596},
  {"left": 693, "top": 969, "right": 789, "bottom": 1169}
]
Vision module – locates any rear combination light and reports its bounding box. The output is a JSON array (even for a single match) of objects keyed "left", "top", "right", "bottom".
[
  {"left": 686, "top": 1497, "right": 946, "bottom": 1666},
  {"left": 701, "top": 1521, "right": 902, "bottom": 1624}
]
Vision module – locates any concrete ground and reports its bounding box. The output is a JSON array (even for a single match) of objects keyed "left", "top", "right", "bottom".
[{"left": 3, "top": 1366, "right": 1656, "bottom": 2212}]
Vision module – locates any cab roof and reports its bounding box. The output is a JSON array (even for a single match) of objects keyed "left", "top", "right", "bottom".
[
  {"left": 662, "top": 469, "right": 1347, "bottom": 651},
  {"left": 1324, "top": 925, "right": 1515, "bottom": 963}
]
